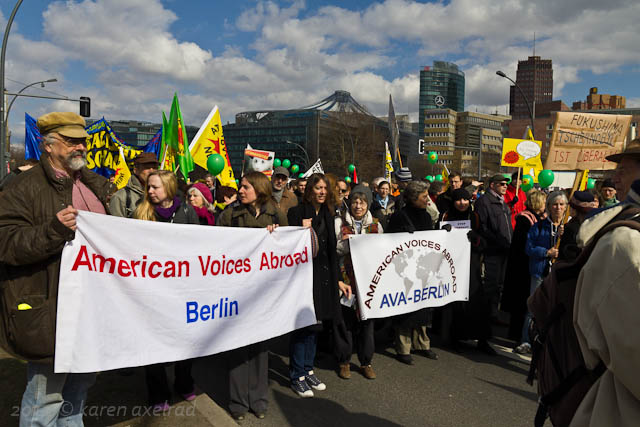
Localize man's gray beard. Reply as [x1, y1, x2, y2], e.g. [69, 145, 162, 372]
[66, 151, 87, 171]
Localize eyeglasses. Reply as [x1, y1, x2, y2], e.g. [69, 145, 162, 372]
[495, 182, 508, 186]
[56, 136, 87, 147]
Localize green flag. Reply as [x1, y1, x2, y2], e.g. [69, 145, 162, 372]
[168, 93, 195, 180]
[159, 111, 175, 171]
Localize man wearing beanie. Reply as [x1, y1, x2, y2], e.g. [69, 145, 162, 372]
[271, 166, 298, 215]
[109, 152, 158, 218]
[393, 167, 412, 210]
[571, 138, 640, 426]
[600, 178, 618, 207]
[0, 112, 114, 425]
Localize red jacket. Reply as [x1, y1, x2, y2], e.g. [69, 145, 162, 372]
[504, 185, 526, 229]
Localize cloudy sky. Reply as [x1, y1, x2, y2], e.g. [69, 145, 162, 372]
[2, 0, 639, 142]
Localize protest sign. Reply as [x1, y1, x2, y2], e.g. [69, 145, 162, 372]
[545, 112, 632, 170]
[301, 159, 324, 178]
[501, 138, 544, 180]
[349, 230, 470, 320]
[242, 145, 275, 177]
[55, 212, 315, 373]
[440, 220, 470, 229]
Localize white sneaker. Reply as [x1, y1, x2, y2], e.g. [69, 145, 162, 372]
[291, 376, 314, 398]
[513, 343, 532, 354]
[305, 370, 326, 391]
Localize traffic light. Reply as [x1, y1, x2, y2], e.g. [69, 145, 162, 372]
[79, 97, 91, 117]
[418, 139, 425, 154]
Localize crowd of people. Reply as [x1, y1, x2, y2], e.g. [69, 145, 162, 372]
[0, 111, 638, 426]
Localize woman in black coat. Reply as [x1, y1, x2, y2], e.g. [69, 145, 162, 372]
[500, 190, 547, 343]
[387, 180, 438, 365]
[441, 188, 494, 355]
[287, 173, 351, 398]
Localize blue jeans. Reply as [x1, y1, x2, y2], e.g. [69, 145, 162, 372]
[521, 276, 545, 345]
[20, 362, 96, 427]
[289, 327, 317, 381]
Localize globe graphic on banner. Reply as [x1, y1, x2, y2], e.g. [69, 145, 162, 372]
[390, 246, 449, 294]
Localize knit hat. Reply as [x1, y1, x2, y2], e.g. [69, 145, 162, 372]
[600, 178, 615, 190]
[349, 184, 373, 209]
[452, 188, 471, 202]
[190, 182, 213, 204]
[395, 167, 412, 182]
[570, 190, 596, 213]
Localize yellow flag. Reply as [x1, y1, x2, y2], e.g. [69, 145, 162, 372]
[189, 106, 237, 189]
[113, 146, 131, 189]
[384, 141, 394, 181]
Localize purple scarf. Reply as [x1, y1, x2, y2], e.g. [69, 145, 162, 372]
[155, 197, 181, 220]
[193, 205, 215, 225]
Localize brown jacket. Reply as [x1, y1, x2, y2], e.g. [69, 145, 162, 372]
[0, 153, 114, 362]
[218, 201, 288, 228]
[272, 188, 298, 215]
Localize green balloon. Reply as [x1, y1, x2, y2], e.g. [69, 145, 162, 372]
[348, 164, 355, 173]
[345, 176, 352, 183]
[425, 175, 434, 182]
[298, 173, 305, 178]
[435, 174, 443, 182]
[235, 179, 240, 186]
[291, 164, 300, 174]
[282, 159, 291, 169]
[206, 154, 226, 176]
[538, 169, 555, 188]
[273, 158, 281, 168]
[428, 151, 438, 164]
[521, 174, 534, 192]
[586, 178, 595, 189]
[503, 173, 512, 184]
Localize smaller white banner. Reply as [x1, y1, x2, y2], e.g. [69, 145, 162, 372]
[349, 230, 470, 320]
[302, 159, 324, 178]
[440, 220, 470, 229]
[55, 212, 315, 373]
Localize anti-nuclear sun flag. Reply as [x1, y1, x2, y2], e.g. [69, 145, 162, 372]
[189, 106, 237, 189]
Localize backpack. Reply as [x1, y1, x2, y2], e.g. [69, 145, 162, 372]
[526, 205, 640, 427]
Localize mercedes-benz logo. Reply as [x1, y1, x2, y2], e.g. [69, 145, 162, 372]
[434, 95, 445, 107]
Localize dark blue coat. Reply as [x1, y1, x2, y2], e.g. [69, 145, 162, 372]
[525, 217, 557, 278]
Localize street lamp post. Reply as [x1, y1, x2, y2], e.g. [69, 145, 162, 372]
[496, 70, 535, 139]
[285, 140, 310, 169]
[0, 0, 24, 178]
[4, 78, 58, 153]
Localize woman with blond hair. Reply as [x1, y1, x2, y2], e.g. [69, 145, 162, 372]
[217, 171, 287, 420]
[134, 170, 198, 410]
[187, 182, 215, 225]
[502, 190, 547, 345]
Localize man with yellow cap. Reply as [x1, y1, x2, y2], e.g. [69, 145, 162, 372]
[0, 112, 115, 425]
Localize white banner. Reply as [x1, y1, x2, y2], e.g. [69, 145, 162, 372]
[349, 230, 470, 320]
[55, 212, 316, 373]
[301, 159, 324, 178]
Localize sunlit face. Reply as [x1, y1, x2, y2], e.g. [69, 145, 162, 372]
[337, 181, 349, 201]
[601, 187, 616, 201]
[413, 190, 430, 209]
[612, 158, 640, 200]
[272, 174, 287, 191]
[454, 198, 469, 211]
[45, 133, 87, 172]
[491, 181, 509, 196]
[238, 178, 257, 205]
[205, 176, 214, 189]
[147, 175, 168, 204]
[549, 199, 567, 221]
[450, 176, 462, 189]
[378, 183, 390, 198]
[350, 197, 368, 220]
[312, 180, 328, 205]
[188, 191, 205, 208]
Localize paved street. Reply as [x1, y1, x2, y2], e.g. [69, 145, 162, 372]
[1, 325, 548, 426]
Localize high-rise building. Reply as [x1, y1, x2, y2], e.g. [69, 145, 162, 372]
[508, 56, 553, 120]
[419, 62, 465, 138]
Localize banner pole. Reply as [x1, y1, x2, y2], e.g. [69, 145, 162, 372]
[551, 169, 584, 264]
